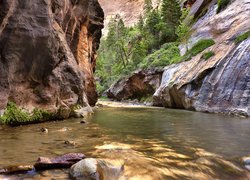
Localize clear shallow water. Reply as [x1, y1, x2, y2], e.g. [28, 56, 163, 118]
[0, 106, 250, 179]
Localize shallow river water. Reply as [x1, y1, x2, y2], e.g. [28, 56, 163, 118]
[0, 105, 250, 179]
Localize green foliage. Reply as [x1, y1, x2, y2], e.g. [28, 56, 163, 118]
[140, 42, 181, 68]
[0, 102, 30, 125]
[187, 39, 215, 56]
[0, 102, 53, 125]
[234, 31, 250, 44]
[176, 8, 192, 43]
[96, 81, 106, 95]
[217, 0, 231, 13]
[202, 51, 215, 60]
[96, 0, 183, 95]
[140, 95, 153, 103]
[161, 0, 182, 41]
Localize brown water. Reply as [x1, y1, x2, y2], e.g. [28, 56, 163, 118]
[0, 106, 250, 179]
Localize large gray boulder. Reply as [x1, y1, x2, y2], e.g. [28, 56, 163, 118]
[70, 158, 124, 180]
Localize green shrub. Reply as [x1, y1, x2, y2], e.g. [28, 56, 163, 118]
[234, 31, 250, 44]
[0, 102, 30, 125]
[96, 81, 107, 96]
[188, 39, 215, 57]
[217, 0, 231, 13]
[31, 108, 53, 121]
[0, 102, 54, 125]
[202, 51, 215, 60]
[140, 42, 181, 68]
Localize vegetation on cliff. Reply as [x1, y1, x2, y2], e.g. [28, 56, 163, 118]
[0, 102, 54, 126]
[234, 30, 250, 44]
[96, 0, 183, 94]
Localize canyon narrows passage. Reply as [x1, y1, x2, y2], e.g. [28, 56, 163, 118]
[0, 0, 250, 179]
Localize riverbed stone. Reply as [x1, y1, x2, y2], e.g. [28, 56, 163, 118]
[0, 165, 33, 174]
[242, 157, 250, 170]
[70, 158, 99, 180]
[34, 153, 85, 170]
[70, 158, 124, 180]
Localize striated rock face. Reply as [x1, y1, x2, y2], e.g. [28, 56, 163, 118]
[154, 0, 250, 116]
[107, 69, 163, 101]
[99, 0, 159, 34]
[0, 0, 104, 114]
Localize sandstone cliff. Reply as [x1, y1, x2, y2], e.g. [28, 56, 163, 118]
[154, 0, 250, 116]
[106, 0, 250, 116]
[99, 0, 159, 34]
[0, 0, 104, 116]
[107, 69, 163, 101]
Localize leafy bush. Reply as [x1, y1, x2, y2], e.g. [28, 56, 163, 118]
[0, 102, 53, 125]
[234, 31, 250, 44]
[217, 0, 231, 13]
[140, 42, 181, 68]
[188, 39, 215, 57]
[96, 82, 106, 95]
[202, 51, 215, 60]
[0, 102, 30, 125]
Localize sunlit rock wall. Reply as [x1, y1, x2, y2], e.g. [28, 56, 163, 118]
[0, 0, 104, 115]
[154, 0, 250, 116]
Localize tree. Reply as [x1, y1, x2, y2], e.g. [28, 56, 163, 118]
[144, 0, 153, 15]
[161, 0, 181, 41]
[176, 8, 192, 51]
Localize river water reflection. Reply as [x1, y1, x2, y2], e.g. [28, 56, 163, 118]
[0, 106, 250, 179]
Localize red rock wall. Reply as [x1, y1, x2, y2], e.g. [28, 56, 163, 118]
[0, 0, 104, 114]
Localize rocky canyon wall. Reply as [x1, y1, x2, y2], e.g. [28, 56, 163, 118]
[106, 0, 250, 116]
[99, 0, 159, 34]
[0, 0, 104, 115]
[154, 0, 250, 116]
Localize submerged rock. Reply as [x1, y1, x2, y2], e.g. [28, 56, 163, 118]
[70, 158, 124, 180]
[0, 165, 33, 174]
[34, 153, 85, 170]
[242, 157, 250, 170]
[40, 128, 49, 133]
[107, 68, 163, 101]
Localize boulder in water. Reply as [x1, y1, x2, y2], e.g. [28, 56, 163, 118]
[242, 157, 250, 170]
[70, 158, 124, 180]
[34, 153, 85, 170]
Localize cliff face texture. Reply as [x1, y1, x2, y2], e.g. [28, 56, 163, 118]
[0, 0, 104, 114]
[99, 0, 158, 34]
[154, 0, 250, 116]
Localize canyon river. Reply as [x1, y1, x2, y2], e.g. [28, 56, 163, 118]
[1, 104, 250, 179]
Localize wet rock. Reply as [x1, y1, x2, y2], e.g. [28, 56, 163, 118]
[58, 107, 71, 119]
[73, 106, 94, 118]
[64, 140, 76, 146]
[70, 158, 99, 180]
[0, 0, 104, 113]
[40, 128, 49, 133]
[107, 68, 163, 101]
[0, 165, 33, 174]
[34, 153, 85, 170]
[58, 127, 71, 132]
[70, 158, 124, 180]
[242, 157, 250, 170]
[80, 120, 87, 124]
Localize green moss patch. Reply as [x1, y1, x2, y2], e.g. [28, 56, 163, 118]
[188, 39, 215, 57]
[140, 42, 181, 68]
[202, 51, 215, 60]
[234, 31, 250, 44]
[0, 102, 55, 126]
[217, 0, 231, 13]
